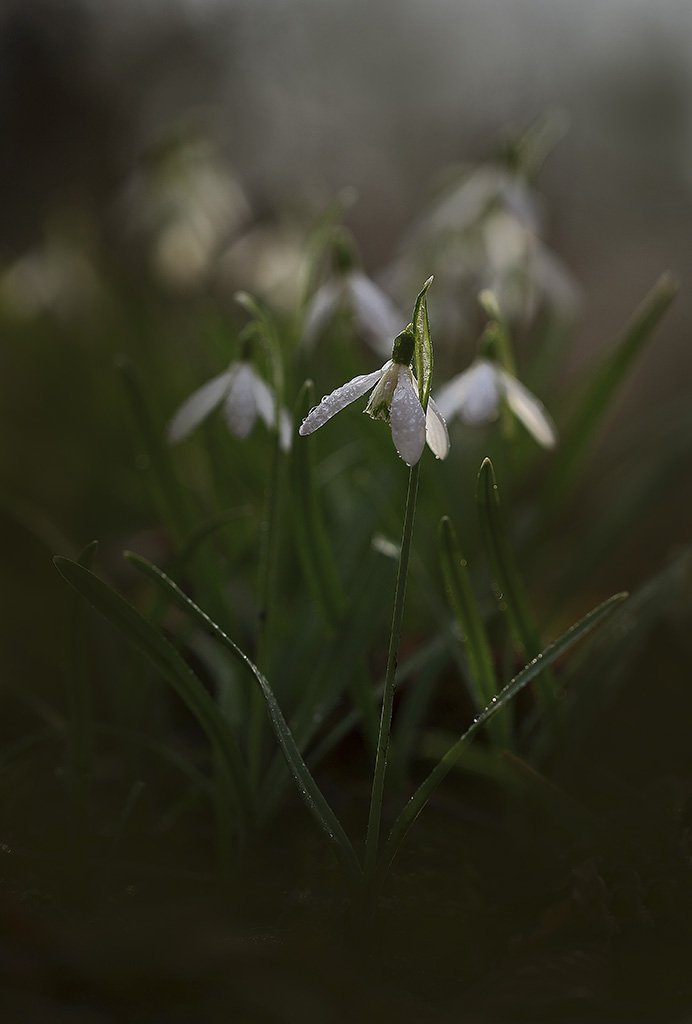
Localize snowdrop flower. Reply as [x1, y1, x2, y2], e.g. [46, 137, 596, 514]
[299, 329, 449, 466]
[303, 234, 403, 357]
[168, 358, 291, 450]
[435, 359, 557, 449]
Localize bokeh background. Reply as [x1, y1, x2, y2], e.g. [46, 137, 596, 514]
[3, 5, 692, 1019]
[2, 0, 691, 749]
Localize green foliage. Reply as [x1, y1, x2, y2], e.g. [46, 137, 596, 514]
[127, 552, 362, 878]
[412, 276, 434, 409]
[381, 591, 627, 878]
[4, 132, 686, 953]
[547, 273, 677, 506]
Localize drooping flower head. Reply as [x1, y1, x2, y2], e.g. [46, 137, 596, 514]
[167, 326, 291, 450]
[434, 317, 557, 449]
[303, 229, 404, 357]
[299, 326, 449, 466]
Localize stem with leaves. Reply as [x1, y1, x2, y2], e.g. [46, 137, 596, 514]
[364, 460, 421, 885]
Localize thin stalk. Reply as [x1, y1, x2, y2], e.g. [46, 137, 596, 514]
[364, 461, 421, 885]
[248, 431, 283, 790]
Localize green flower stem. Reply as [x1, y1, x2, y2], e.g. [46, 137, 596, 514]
[364, 461, 421, 886]
[248, 429, 284, 792]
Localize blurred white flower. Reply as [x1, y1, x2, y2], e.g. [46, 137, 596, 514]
[168, 361, 291, 450]
[299, 339, 449, 467]
[435, 358, 556, 448]
[304, 267, 403, 357]
[217, 225, 305, 311]
[1, 236, 103, 322]
[120, 138, 250, 293]
[383, 162, 578, 339]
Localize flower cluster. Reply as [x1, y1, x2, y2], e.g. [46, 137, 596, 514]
[298, 320, 556, 463]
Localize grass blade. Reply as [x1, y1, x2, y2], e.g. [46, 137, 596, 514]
[381, 591, 627, 877]
[412, 276, 434, 409]
[116, 355, 190, 546]
[290, 380, 346, 625]
[307, 635, 449, 774]
[126, 551, 362, 879]
[66, 540, 99, 777]
[439, 516, 508, 747]
[259, 554, 389, 818]
[477, 457, 554, 709]
[53, 556, 251, 827]
[549, 272, 677, 503]
[117, 355, 235, 630]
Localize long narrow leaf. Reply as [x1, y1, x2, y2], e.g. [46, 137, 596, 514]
[381, 591, 627, 877]
[439, 516, 508, 747]
[477, 457, 554, 708]
[549, 272, 677, 503]
[235, 291, 285, 399]
[290, 380, 346, 625]
[307, 635, 450, 774]
[259, 554, 389, 817]
[118, 356, 235, 630]
[126, 551, 362, 878]
[53, 556, 251, 825]
[116, 356, 190, 545]
[66, 540, 99, 776]
[412, 276, 434, 410]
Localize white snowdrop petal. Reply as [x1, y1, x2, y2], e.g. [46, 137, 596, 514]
[389, 367, 426, 466]
[302, 280, 340, 346]
[533, 244, 581, 313]
[250, 371, 277, 429]
[498, 369, 557, 448]
[436, 361, 499, 425]
[167, 370, 233, 444]
[278, 408, 293, 452]
[425, 167, 506, 237]
[223, 363, 258, 439]
[458, 361, 500, 425]
[348, 272, 403, 356]
[249, 370, 293, 450]
[425, 396, 450, 460]
[299, 365, 387, 435]
[433, 372, 474, 421]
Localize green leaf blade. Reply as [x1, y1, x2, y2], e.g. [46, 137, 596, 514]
[290, 380, 346, 626]
[412, 276, 434, 410]
[477, 458, 554, 708]
[53, 556, 252, 826]
[126, 552, 362, 879]
[550, 272, 677, 502]
[439, 516, 507, 747]
[382, 591, 627, 877]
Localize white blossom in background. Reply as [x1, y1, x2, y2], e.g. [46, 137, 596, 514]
[168, 361, 292, 451]
[383, 159, 579, 338]
[299, 348, 449, 467]
[119, 138, 250, 293]
[1, 236, 104, 322]
[434, 358, 557, 449]
[303, 268, 404, 357]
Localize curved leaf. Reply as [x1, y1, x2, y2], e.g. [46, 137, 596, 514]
[412, 276, 434, 410]
[439, 516, 507, 746]
[381, 591, 627, 878]
[53, 556, 251, 826]
[290, 380, 346, 626]
[126, 552, 362, 879]
[477, 457, 553, 708]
